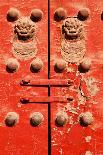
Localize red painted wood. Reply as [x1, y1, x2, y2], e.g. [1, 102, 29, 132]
[0, 0, 103, 155]
[50, 0, 103, 155]
[0, 0, 48, 155]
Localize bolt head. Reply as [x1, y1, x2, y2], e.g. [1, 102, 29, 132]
[54, 7, 67, 21]
[21, 77, 30, 85]
[5, 112, 19, 127]
[79, 112, 93, 127]
[20, 98, 29, 104]
[22, 79, 30, 85]
[30, 112, 44, 127]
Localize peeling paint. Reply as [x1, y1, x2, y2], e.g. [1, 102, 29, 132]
[84, 77, 99, 97]
[85, 136, 92, 143]
[85, 151, 92, 155]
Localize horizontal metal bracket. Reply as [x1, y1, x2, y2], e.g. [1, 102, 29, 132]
[20, 79, 73, 87]
[20, 96, 73, 103]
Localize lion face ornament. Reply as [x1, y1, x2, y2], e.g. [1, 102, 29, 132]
[62, 18, 84, 40]
[14, 17, 36, 41]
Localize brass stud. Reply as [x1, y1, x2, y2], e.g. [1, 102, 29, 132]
[55, 112, 68, 126]
[5, 112, 19, 127]
[54, 7, 67, 22]
[30, 112, 44, 127]
[54, 59, 66, 73]
[6, 58, 19, 73]
[78, 58, 91, 73]
[79, 112, 93, 127]
[77, 8, 90, 21]
[30, 9, 43, 22]
[30, 58, 43, 73]
[7, 8, 19, 22]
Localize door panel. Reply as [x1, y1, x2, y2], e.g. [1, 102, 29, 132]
[0, 0, 103, 155]
[50, 0, 103, 155]
[0, 0, 48, 155]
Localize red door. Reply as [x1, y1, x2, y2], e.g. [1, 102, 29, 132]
[50, 0, 103, 155]
[0, 0, 103, 155]
[0, 1, 48, 155]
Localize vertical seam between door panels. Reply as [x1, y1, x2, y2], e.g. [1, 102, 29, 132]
[48, 0, 51, 155]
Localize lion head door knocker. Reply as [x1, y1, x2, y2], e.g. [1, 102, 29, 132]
[54, 8, 90, 65]
[7, 8, 43, 60]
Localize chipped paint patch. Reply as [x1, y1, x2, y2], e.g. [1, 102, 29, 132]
[85, 136, 92, 142]
[85, 151, 92, 155]
[78, 87, 87, 106]
[59, 148, 63, 155]
[65, 103, 78, 114]
[84, 77, 99, 96]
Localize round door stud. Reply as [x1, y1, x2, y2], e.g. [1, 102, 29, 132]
[55, 112, 68, 126]
[6, 58, 19, 73]
[5, 112, 19, 127]
[30, 58, 43, 73]
[30, 112, 44, 127]
[54, 7, 67, 21]
[78, 58, 91, 73]
[77, 8, 90, 21]
[7, 8, 20, 22]
[54, 59, 66, 73]
[79, 112, 93, 127]
[30, 9, 43, 22]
